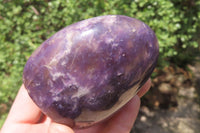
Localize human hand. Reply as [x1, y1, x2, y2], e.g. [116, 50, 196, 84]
[1, 79, 151, 133]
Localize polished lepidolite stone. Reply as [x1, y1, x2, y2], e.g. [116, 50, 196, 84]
[23, 15, 159, 128]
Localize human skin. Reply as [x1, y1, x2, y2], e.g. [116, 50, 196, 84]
[1, 79, 151, 133]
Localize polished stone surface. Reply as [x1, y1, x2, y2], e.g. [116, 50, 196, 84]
[23, 15, 159, 128]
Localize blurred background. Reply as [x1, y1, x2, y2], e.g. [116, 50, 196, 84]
[0, 0, 199, 132]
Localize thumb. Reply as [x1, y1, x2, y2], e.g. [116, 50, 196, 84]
[49, 122, 75, 133]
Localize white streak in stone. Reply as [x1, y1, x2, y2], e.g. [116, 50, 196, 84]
[132, 28, 136, 32]
[61, 61, 67, 66]
[65, 32, 74, 55]
[80, 29, 94, 38]
[78, 20, 90, 29]
[61, 73, 78, 88]
[105, 38, 114, 44]
[44, 65, 52, 70]
[71, 87, 90, 98]
[52, 72, 65, 81]
[47, 79, 53, 87]
[53, 95, 61, 101]
[103, 16, 117, 26]
[35, 83, 40, 86]
[112, 43, 119, 47]
[70, 44, 82, 68]
[49, 57, 57, 65]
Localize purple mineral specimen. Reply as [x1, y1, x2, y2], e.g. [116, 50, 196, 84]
[23, 15, 159, 128]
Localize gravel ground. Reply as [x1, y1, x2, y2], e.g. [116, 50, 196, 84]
[131, 61, 200, 133]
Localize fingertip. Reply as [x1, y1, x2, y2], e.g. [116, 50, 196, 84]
[49, 122, 75, 133]
[100, 95, 141, 133]
[129, 94, 141, 107]
[137, 79, 151, 98]
[5, 85, 42, 124]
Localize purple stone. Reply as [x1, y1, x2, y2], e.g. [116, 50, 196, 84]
[23, 15, 159, 128]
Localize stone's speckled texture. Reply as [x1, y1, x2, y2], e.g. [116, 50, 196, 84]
[23, 15, 159, 128]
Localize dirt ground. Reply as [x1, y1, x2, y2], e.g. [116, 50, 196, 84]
[131, 60, 200, 133]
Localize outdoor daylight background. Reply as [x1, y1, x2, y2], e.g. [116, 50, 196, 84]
[0, 0, 200, 132]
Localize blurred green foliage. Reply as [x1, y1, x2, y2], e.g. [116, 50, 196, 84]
[0, 0, 199, 128]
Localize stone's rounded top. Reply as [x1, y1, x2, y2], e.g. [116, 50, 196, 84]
[23, 15, 159, 128]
